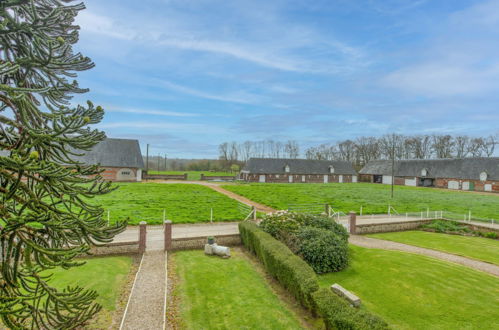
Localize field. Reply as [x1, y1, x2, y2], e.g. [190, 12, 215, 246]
[45, 256, 133, 329]
[147, 170, 234, 181]
[171, 249, 304, 329]
[87, 183, 245, 224]
[319, 245, 499, 329]
[368, 231, 499, 265]
[222, 183, 499, 219]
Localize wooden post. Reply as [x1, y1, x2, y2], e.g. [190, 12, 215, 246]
[139, 221, 147, 254]
[252, 206, 257, 221]
[200, 173, 204, 180]
[164, 220, 172, 251]
[349, 212, 356, 235]
[325, 204, 329, 216]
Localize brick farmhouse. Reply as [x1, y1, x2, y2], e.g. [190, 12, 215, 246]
[72, 138, 144, 182]
[240, 158, 358, 183]
[359, 158, 499, 192]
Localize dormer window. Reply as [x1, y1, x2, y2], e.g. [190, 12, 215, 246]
[329, 165, 335, 174]
[284, 165, 290, 173]
[421, 168, 428, 177]
[480, 171, 488, 181]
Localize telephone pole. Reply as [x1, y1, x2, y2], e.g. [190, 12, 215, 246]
[146, 144, 149, 174]
[391, 136, 395, 198]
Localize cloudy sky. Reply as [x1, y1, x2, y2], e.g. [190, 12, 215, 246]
[73, 0, 499, 158]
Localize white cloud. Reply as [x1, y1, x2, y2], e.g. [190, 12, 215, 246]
[105, 106, 199, 117]
[97, 121, 219, 133]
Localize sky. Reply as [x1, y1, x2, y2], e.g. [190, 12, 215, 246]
[73, 0, 499, 158]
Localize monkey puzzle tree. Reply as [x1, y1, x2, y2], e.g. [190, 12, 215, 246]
[0, 0, 126, 328]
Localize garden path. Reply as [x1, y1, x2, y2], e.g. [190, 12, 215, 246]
[349, 235, 499, 277]
[120, 250, 167, 330]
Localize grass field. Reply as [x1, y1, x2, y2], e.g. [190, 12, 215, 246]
[367, 231, 499, 265]
[46, 256, 133, 329]
[172, 249, 304, 329]
[222, 183, 499, 219]
[87, 183, 244, 225]
[319, 245, 499, 330]
[148, 170, 234, 181]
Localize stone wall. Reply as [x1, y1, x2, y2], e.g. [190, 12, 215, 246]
[355, 219, 434, 234]
[143, 173, 187, 180]
[89, 241, 140, 255]
[171, 234, 241, 251]
[200, 174, 236, 181]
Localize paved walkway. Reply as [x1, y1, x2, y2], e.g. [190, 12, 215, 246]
[349, 235, 499, 277]
[120, 250, 167, 330]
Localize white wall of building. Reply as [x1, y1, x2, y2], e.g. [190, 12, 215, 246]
[136, 169, 142, 182]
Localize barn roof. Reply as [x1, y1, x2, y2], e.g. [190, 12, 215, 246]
[359, 158, 499, 181]
[242, 158, 357, 175]
[0, 138, 144, 168]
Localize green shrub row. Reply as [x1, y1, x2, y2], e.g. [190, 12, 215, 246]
[238, 221, 388, 329]
[312, 288, 389, 330]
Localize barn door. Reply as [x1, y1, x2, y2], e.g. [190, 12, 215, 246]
[259, 175, 266, 183]
[323, 175, 328, 183]
[288, 175, 293, 183]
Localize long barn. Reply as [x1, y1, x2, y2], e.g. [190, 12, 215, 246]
[359, 158, 499, 192]
[240, 158, 358, 183]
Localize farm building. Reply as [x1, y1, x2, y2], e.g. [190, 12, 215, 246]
[359, 158, 499, 192]
[73, 138, 144, 182]
[240, 158, 358, 183]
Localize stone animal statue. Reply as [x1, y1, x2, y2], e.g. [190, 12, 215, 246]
[204, 243, 231, 257]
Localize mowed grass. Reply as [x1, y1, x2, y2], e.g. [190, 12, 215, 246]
[367, 231, 499, 265]
[173, 249, 304, 330]
[319, 245, 499, 330]
[44, 256, 132, 328]
[88, 183, 244, 225]
[222, 183, 499, 219]
[148, 170, 234, 181]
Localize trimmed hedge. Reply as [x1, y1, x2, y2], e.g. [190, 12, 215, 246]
[239, 221, 389, 330]
[312, 288, 388, 330]
[239, 221, 318, 310]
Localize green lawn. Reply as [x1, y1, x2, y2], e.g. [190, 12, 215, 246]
[367, 231, 499, 265]
[319, 245, 499, 330]
[172, 249, 304, 330]
[148, 170, 234, 181]
[222, 183, 499, 219]
[87, 183, 244, 224]
[45, 256, 133, 328]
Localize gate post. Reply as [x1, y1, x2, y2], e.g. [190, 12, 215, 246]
[139, 221, 147, 253]
[164, 220, 172, 251]
[349, 212, 356, 235]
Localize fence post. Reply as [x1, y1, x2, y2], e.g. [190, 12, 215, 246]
[468, 210, 471, 222]
[164, 220, 172, 251]
[360, 206, 363, 216]
[325, 204, 330, 217]
[252, 206, 257, 221]
[349, 211, 356, 235]
[210, 208, 213, 223]
[139, 221, 147, 254]
[200, 173, 204, 180]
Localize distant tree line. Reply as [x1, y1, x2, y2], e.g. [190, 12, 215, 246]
[218, 133, 498, 167]
[304, 134, 498, 166]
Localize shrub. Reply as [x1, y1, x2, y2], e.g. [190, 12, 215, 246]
[484, 232, 498, 239]
[312, 288, 389, 330]
[297, 227, 349, 273]
[421, 220, 469, 233]
[239, 221, 319, 310]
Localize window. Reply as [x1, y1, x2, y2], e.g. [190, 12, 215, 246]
[480, 172, 488, 181]
[284, 165, 290, 173]
[329, 166, 335, 174]
[121, 171, 131, 175]
[421, 168, 428, 177]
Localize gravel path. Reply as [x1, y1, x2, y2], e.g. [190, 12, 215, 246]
[204, 184, 276, 213]
[349, 235, 499, 277]
[120, 250, 167, 330]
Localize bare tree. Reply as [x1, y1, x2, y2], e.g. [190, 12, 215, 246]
[432, 135, 454, 158]
[454, 135, 470, 158]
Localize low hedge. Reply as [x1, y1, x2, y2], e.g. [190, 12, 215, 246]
[312, 288, 388, 330]
[239, 221, 389, 329]
[239, 221, 318, 310]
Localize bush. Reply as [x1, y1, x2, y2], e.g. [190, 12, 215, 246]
[421, 220, 469, 233]
[312, 288, 389, 330]
[297, 227, 349, 273]
[239, 221, 388, 329]
[239, 221, 319, 310]
[484, 232, 498, 239]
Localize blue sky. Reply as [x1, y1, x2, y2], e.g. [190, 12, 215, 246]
[74, 0, 499, 158]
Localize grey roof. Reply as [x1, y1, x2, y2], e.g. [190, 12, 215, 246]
[72, 138, 144, 168]
[0, 138, 144, 168]
[359, 158, 499, 181]
[243, 158, 357, 175]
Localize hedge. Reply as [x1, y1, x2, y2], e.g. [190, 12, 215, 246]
[312, 288, 388, 330]
[239, 221, 318, 310]
[239, 221, 389, 330]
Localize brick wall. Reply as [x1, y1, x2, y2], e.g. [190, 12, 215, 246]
[171, 234, 241, 250]
[200, 174, 236, 181]
[100, 167, 140, 182]
[355, 219, 434, 234]
[435, 177, 499, 192]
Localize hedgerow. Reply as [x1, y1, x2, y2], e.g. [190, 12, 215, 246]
[238, 221, 389, 329]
